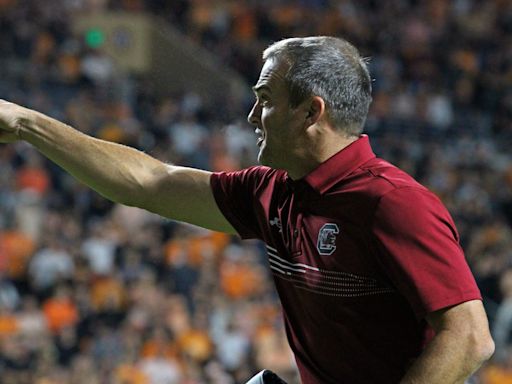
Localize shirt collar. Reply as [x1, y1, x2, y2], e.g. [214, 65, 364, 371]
[298, 134, 376, 195]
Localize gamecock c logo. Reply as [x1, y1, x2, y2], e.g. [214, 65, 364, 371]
[317, 223, 339, 255]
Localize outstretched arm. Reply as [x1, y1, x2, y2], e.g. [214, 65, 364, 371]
[400, 300, 494, 384]
[0, 100, 236, 234]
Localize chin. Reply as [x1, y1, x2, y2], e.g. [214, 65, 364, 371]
[257, 148, 267, 166]
[258, 146, 278, 169]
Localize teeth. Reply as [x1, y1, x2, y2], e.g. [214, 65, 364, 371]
[255, 128, 264, 147]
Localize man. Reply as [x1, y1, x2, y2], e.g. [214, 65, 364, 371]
[0, 36, 494, 383]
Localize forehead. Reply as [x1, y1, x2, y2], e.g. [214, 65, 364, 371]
[254, 58, 289, 93]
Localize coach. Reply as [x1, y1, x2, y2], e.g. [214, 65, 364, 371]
[0, 36, 494, 383]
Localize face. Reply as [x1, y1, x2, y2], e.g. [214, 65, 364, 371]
[248, 58, 306, 169]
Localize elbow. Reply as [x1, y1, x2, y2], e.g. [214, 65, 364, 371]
[481, 335, 495, 362]
[119, 164, 172, 210]
[470, 332, 495, 364]
[115, 167, 167, 208]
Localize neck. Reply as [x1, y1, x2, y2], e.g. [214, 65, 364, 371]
[286, 132, 359, 180]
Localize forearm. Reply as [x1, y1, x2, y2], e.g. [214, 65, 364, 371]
[18, 110, 168, 206]
[0, 100, 233, 232]
[400, 330, 490, 384]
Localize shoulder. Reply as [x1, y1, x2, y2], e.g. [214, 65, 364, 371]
[368, 163, 457, 239]
[352, 157, 450, 221]
[361, 157, 428, 195]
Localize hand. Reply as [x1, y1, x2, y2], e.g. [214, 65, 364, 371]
[0, 99, 31, 143]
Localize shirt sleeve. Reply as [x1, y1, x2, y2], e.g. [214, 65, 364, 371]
[372, 187, 481, 319]
[210, 166, 275, 240]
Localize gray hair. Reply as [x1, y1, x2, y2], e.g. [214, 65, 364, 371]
[263, 36, 372, 136]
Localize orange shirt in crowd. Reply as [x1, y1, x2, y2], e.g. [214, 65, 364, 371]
[140, 339, 178, 360]
[231, 4, 257, 41]
[165, 232, 229, 267]
[480, 364, 512, 384]
[177, 329, 213, 363]
[114, 364, 149, 384]
[42, 297, 79, 333]
[0, 230, 35, 279]
[220, 261, 263, 299]
[0, 312, 19, 336]
[90, 276, 126, 312]
[16, 166, 50, 196]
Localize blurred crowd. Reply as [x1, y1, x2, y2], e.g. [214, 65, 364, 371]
[0, 0, 511, 383]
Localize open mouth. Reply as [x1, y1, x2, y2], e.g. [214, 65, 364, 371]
[255, 128, 265, 147]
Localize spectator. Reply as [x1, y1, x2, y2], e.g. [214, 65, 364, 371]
[28, 238, 74, 292]
[42, 285, 79, 334]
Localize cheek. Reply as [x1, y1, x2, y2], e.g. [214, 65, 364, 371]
[260, 107, 273, 123]
[261, 106, 285, 130]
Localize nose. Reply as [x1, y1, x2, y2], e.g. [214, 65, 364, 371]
[247, 102, 261, 126]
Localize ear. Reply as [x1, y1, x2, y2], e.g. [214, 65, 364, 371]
[304, 96, 325, 127]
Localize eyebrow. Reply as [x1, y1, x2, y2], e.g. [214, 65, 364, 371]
[252, 84, 272, 94]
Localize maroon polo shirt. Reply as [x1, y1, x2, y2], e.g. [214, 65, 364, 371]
[210, 135, 481, 384]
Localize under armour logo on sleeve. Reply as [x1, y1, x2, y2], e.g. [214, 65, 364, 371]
[270, 217, 282, 231]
